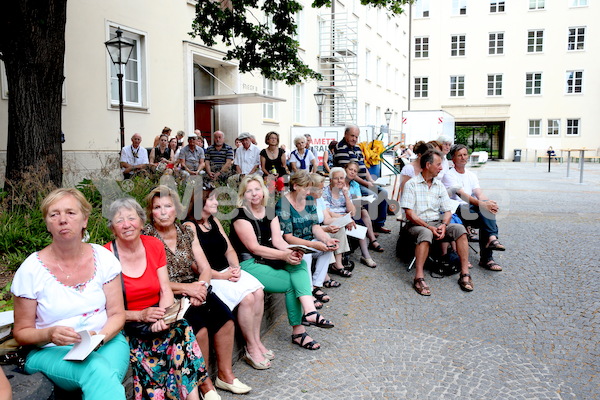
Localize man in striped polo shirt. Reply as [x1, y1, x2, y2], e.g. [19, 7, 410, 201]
[205, 130, 234, 182]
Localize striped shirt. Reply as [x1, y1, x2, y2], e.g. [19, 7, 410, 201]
[333, 138, 369, 180]
[205, 143, 234, 171]
[400, 173, 452, 222]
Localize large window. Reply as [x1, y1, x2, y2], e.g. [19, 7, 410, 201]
[566, 70, 583, 94]
[528, 120, 541, 136]
[415, 0, 430, 18]
[415, 37, 429, 58]
[570, 0, 588, 7]
[451, 35, 466, 56]
[525, 72, 542, 95]
[452, 0, 467, 15]
[489, 32, 504, 55]
[490, 1, 505, 13]
[414, 77, 428, 98]
[108, 25, 145, 107]
[527, 30, 544, 53]
[365, 49, 372, 81]
[529, 0, 545, 9]
[566, 119, 580, 135]
[263, 79, 277, 119]
[293, 84, 304, 123]
[547, 119, 560, 136]
[487, 74, 502, 96]
[568, 27, 585, 51]
[450, 76, 465, 97]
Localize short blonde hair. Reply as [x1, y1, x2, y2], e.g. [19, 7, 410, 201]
[145, 185, 184, 224]
[309, 173, 325, 185]
[289, 170, 312, 191]
[41, 188, 92, 220]
[237, 175, 269, 207]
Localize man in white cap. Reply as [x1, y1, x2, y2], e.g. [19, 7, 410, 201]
[233, 132, 261, 175]
[179, 132, 205, 178]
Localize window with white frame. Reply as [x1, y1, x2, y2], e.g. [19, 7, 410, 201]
[386, 63, 391, 90]
[415, 37, 429, 58]
[376, 56, 381, 86]
[566, 119, 580, 135]
[414, 77, 428, 98]
[293, 84, 304, 123]
[529, 0, 545, 9]
[451, 35, 466, 56]
[528, 119, 541, 136]
[364, 103, 371, 125]
[525, 72, 542, 95]
[452, 0, 467, 15]
[489, 32, 504, 55]
[108, 25, 145, 107]
[490, 1, 505, 13]
[566, 70, 583, 94]
[365, 49, 372, 81]
[263, 79, 277, 119]
[547, 119, 560, 136]
[570, 0, 588, 7]
[487, 74, 502, 96]
[450, 76, 465, 97]
[527, 30, 544, 53]
[568, 27, 585, 51]
[394, 68, 400, 94]
[415, 0, 430, 18]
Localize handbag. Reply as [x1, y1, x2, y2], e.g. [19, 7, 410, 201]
[240, 219, 287, 269]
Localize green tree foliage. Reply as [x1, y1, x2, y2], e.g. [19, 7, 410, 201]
[191, 0, 411, 85]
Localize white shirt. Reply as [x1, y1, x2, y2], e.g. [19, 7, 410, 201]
[120, 144, 149, 171]
[234, 144, 261, 175]
[11, 245, 121, 347]
[442, 167, 480, 205]
[289, 149, 316, 172]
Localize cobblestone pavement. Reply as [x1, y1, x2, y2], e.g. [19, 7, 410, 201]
[218, 162, 600, 400]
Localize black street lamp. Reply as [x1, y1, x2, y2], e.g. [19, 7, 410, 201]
[384, 108, 392, 129]
[313, 88, 326, 127]
[105, 28, 135, 150]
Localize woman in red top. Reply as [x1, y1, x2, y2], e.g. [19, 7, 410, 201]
[105, 197, 214, 400]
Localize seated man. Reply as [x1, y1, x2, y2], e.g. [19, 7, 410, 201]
[120, 133, 149, 179]
[400, 150, 473, 296]
[205, 130, 234, 182]
[442, 144, 505, 271]
[179, 132, 205, 179]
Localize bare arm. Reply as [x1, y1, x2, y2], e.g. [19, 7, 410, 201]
[99, 276, 126, 342]
[323, 151, 331, 173]
[260, 155, 270, 176]
[233, 218, 297, 263]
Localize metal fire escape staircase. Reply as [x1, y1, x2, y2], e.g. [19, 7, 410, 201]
[318, 13, 358, 126]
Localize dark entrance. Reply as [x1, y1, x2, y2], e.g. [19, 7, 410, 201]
[193, 64, 215, 145]
[455, 121, 505, 160]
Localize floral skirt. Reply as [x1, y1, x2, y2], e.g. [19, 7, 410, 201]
[127, 319, 207, 400]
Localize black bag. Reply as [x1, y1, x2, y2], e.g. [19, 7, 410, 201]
[123, 321, 156, 339]
[426, 250, 461, 278]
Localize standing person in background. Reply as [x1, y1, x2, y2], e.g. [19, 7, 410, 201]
[205, 131, 234, 182]
[120, 133, 149, 179]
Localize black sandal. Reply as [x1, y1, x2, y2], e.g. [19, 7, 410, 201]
[291, 332, 320, 350]
[302, 311, 334, 329]
[328, 264, 352, 277]
[323, 279, 341, 288]
[312, 288, 330, 303]
[368, 241, 384, 252]
[314, 299, 323, 309]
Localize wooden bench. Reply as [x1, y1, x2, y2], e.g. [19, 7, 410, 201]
[570, 156, 600, 163]
[537, 155, 563, 163]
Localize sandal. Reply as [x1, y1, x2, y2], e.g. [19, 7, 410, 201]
[342, 257, 355, 272]
[413, 278, 431, 296]
[486, 239, 506, 251]
[302, 311, 334, 329]
[458, 273, 474, 292]
[328, 264, 352, 277]
[291, 332, 320, 350]
[467, 227, 479, 242]
[323, 279, 341, 288]
[479, 260, 503, 271]
[312, 288, 330, 303]
[314, 299, 323, 309]
[368, 241, 385, 252]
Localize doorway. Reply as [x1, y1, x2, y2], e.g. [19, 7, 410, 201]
[455, 121, 505, 160]
[193, 64, 215, 145]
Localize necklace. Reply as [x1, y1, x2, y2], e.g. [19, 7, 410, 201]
[52, 245, 83, 281]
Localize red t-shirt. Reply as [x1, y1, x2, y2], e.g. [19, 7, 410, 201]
[104, 235, 165, 311]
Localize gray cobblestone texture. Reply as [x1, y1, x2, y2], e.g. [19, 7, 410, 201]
[217, 162, 599, 400]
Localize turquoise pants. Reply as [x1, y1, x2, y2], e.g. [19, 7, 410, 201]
[25, 333, 130, 400]
[241, 258, 311, 326]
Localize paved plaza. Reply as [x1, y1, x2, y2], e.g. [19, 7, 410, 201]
[219, 161, 600, 400]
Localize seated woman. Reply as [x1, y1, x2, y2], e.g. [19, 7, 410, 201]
[399, 141, 433, 194]
[230, 175, 334, 351]
[105, 197, 206, 400]
[309, 173, 354, 282]
[11, 188, 130, 400]
[344, 161, 384, 257]
[276, 171, 340, 304]
[289, 135, 317, 173]
[260, 131, 288, 192]
[142, 186, 250, 396]
[149, 133, 175, 174]
[323, 167, 377, 268]
[184, 188, 271, 370]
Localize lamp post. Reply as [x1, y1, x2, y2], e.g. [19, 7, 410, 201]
[313, 88, 326, 127]
[384, 108, 392, 141]
[105, 28, 135, 150]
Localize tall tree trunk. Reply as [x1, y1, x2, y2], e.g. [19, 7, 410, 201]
[0, 0, 67, 190]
